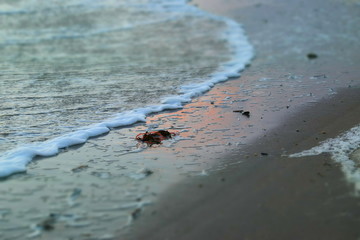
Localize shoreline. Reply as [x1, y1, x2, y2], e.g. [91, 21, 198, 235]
[129, 0, 360, 239]
[0, 0, 359, 239]
[130, 87, 360, 240]
[0, 0, 254, 179]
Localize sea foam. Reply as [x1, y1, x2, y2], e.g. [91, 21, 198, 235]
[0, 1, 254, 178]
[290, 125, 360, 193]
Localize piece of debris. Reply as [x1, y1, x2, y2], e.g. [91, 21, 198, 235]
[311, 74, 327, 79]
[140, 168, 153, 177]
[307, 53, 318, 60]
[261, 152, 269, 156]
[40, 220, 55, 231]
[136, 130, 177, 146]
[71, 165, 89, 173]
[131, 208, 142, 220]
[242, 111, 250, 117]
[233, 110, 250, 117]
[37, 213, 58, 231]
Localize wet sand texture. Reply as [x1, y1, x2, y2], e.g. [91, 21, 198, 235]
[130, 88, 360, 240]
[129, 0, 360, 239]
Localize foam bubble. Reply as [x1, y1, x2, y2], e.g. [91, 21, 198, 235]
[290, 125, 360, 193]
[0, 1, 254, 178]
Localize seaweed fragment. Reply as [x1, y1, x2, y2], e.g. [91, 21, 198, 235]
[136, 130, 177, 146]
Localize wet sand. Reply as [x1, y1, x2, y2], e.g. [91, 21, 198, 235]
[130, 88, 360, 240]
[129, 0, 360, 239]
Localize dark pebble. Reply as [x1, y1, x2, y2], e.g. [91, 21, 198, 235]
[307, 53, 318, 59]
[132, 208, 142, 220]
[143, 169, 153, 177]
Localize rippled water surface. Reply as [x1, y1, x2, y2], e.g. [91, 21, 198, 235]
[0, 0, 231, 153]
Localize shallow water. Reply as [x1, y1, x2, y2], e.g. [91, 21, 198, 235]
[0, 0, 233, 153]
[0, 1, 254, 238]
[0, 0, 255, 178]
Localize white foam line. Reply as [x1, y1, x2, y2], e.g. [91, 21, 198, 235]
[289, 125, 360, 193]
[0, 1, 254, 178]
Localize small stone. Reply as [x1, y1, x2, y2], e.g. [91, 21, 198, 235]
[131, 208, 142, 220]
[141, 168, 153, 177]
[38, 214, 58, 231]
[307, 53, 318, 60]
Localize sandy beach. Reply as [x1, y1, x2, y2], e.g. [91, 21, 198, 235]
[130, 88, 360, 240]
[129, 0, 360, 239]
[1, 0, 359, 239]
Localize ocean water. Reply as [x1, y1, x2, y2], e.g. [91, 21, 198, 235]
[0, 0, 253, 177]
